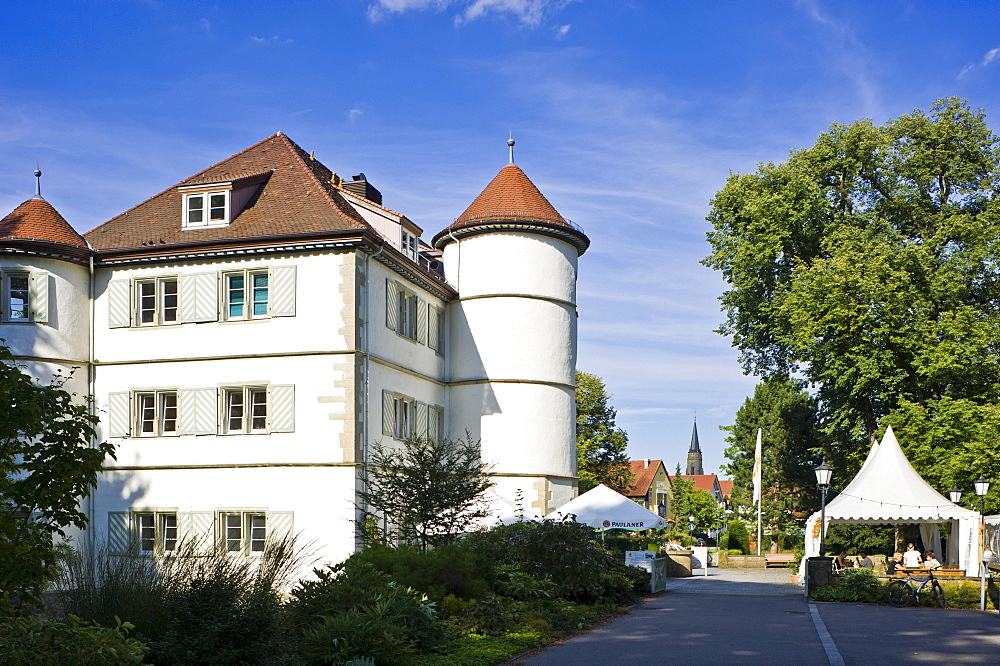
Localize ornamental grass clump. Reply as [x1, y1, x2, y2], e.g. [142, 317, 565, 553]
[56, 535, 311, 665]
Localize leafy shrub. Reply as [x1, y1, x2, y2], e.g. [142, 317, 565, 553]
[0, 614, 147, 665]
[812, 568, 884, 603]
[289, 560, 443, 665]
[466, 520, 642, 605]
[346, 543, 491, 602]
[413, 632, 546, 666]
[726, 520, 750, 555]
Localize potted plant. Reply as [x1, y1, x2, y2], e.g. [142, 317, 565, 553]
[788, 550, 803, 584]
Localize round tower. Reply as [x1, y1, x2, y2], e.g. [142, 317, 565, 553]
[432, 142, 589, 515]
[0, 170, 91, 395]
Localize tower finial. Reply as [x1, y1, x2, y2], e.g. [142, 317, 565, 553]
[507, 133, 515, 165]
[34, 164, 43, 200]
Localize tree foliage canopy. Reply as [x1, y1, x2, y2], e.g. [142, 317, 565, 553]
[0, 346, 115, 610]
[705, 98, 1000, 506]
[723, 377, 821, 545]
[575, 371, 632, 494]
[358, 433, 493, 550]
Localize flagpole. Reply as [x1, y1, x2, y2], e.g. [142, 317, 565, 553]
[753, 428, 763, 556]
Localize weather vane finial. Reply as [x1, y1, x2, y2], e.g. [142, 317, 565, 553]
[33, 164, 43, 199]
[507, 133, 515, 165]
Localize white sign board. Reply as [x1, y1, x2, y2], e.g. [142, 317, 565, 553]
[692, 546, 709, 576]
[625, 550, 656, 572]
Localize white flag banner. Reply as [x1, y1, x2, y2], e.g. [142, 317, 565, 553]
[752, 427, 763, 505]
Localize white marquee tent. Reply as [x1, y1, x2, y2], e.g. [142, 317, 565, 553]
[468, 491, 542, 530]
[544, 483, 666, 531]
[804, 425, 980, 574]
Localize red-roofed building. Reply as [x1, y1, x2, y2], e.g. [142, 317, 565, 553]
[1, 135, 589, 567]
[625, 459, 672, 518]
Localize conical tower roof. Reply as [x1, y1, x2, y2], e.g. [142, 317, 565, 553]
[433, 163, 589, 255]
[0, 197, 88, 249]
[689, 420, 702, 453]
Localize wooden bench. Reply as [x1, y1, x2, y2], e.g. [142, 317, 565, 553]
[764, 553, 797, 568]
[895, 567, 966, 578]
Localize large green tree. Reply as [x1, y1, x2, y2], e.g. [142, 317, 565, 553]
[704, 98, 1000, 505]
[723, 377, 821, 549]
[575, 371, 632, 493]
[0, 346, 115, 611]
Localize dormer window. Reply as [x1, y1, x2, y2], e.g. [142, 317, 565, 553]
[401, 229, 418, 261]
[183, 190, 229, 228]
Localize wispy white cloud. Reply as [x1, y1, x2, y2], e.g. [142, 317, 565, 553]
[250, 35, 294, 44]
[796, 0, 881, 119]
[555, 24, 570, 39]
[198, 18, 211, 33]
[347, 106, 365, 122]
[366, 0, 573, 26]
[957, 46, 1000, 80]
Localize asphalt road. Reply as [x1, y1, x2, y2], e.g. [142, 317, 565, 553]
[517, 568, 1000, 665]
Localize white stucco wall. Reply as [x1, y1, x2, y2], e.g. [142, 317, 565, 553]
[93, 251, 355, 364]
[91, 465, 360, 569]
[442, 229, 580, 512]
[0, 255, 90, 359]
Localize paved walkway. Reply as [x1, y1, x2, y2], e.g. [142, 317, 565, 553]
[517, 568, 1000, 665]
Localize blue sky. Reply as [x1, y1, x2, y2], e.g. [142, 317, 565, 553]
[3, 1, 1000, 476]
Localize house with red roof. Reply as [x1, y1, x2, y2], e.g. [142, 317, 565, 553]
[1, 135, 588, 565]
[626, 459, 672, 518]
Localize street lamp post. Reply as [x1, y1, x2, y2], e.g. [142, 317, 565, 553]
[974, 475, 991, 612]
[815, 461, 833, 557]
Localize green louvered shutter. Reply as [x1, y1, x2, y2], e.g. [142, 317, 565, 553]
[107, 280, 131, 328]
[269, 266, 296, 317]
[107, 512, 132, 555]
[30, 271, 49, 323]
[107, 392, 131, 438]
[178, 388, 217, 435]
[385, 279, 398, 330]
[382, 391, 394, 436]
[428, 306, 439, 351]
[179, 273, 219, 323]
[416, 300, 428, 345]
[267, 511, 294, 545]
[415, 401, 428, 439]
[179, 511, 216, 555]
[268, 385, 295, 433]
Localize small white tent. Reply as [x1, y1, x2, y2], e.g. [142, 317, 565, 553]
[468, 492, 542, 530]
[804, 425, 979, 573]
[544, 484, 666, 531]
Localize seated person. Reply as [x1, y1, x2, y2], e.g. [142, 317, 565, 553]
[923, 551, 941, 570]
[902, 543, 922, 569]
[857, 552, 874, 569]
[885, 552, 903, 575]
[835, 551, 848, 571]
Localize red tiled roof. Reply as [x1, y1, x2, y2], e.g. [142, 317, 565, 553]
[451, 165, 567, 227]
[682, 474, 722, 494]
[431, 163, 589, 254]
[85, 133, 368, 251]
[719, 480, 734, 498]
[626, 459, 664, 497]
[0, 197, 88, 248]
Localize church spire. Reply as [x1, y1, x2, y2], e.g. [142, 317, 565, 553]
[685, 418, 704, 475]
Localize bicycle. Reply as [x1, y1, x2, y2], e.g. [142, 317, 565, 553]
[885, 568, 947, 608]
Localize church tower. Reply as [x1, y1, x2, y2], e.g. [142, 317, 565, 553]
[685, 418, 704, 475]
[432, 139, 589, 514]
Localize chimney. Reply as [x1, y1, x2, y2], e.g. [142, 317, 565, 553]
[645, 459, 650, 468]
[342, 172, 383, 205]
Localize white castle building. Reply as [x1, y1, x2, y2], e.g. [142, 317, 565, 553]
[0, 134, 589, 564]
